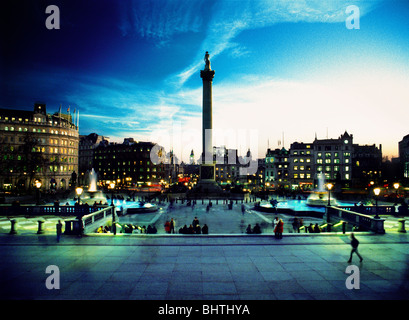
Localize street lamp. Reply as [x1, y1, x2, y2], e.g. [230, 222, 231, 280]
[373, 187, 381, 219]
[109, 182, 115, 206]
[394, 183, 400, 205]
[76, 187, 83, 205]
[35, 180, 42, 205]
[109, 182, 117, 235]
[327, 183, 333, 206]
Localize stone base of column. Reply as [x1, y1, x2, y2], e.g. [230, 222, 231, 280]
[187, 180, 225, 199]
[187, 164, 225, 199]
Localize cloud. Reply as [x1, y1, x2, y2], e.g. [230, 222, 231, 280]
[171, 0, 383, 86]
[118, 0, 205, 46]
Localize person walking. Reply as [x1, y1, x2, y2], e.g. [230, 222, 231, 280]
[170, 218, 175, 234]
[164, 221, 170, 233]
[56, 220, 63, 243]
[273, 217, 279, 238]
[348, 233, 363, 263]
[292, 217, 300, 233]
[276, 219, 284, 239]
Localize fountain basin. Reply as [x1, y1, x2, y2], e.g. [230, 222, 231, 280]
[126, 202, 158, 214]
[306, 192, 338, 207]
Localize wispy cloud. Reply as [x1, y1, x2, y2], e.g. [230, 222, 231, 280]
[118, 0, 205, 46]
[170, 0, 383, 86]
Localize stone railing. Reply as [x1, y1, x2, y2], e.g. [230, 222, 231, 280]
[81, 206, 115, 234]
[327, 206, 385, 234]
[337, 205, 395, 216]
[0, 204, 105, 216]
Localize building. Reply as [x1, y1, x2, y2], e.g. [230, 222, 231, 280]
[214, 146, 241, 185]
[0, 102, 79, 191]
[312, 131, 353, 188]
[264, 148, 290, 190]
[286, 132, 359, 190]
[93, 138, 165, 188]
[79, 133, 109, 185]
[352, 144, 382, 188]
[399, 134, 409, 181]
[288, 143, 313, 190]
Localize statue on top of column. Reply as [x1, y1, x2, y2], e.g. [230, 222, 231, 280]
[204, 51, 211, 71]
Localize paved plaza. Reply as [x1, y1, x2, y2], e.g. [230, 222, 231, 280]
[0, 202, 408, 301]
[0, 232, 408, 300]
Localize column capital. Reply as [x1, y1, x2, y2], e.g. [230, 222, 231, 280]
[200, 69, 215, 81]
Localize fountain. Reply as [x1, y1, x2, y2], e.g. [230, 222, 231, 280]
[82, 168, 106, 202]
[306, 173, 338, 207]
[88, 168, 97, 193]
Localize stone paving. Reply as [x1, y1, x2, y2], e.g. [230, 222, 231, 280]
[0, 202, 408, 301]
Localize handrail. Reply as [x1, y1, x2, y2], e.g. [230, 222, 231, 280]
[81, 206, 114, 228]
[0, 204, 106, 216]
[327, 206, 385, 234]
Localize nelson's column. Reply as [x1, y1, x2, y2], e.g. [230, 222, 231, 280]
[190, 51, 224, 197]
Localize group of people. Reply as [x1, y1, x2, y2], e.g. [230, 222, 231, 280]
[164, 217, 209, 234]
[305, 223, 322, 233]
[99, 223, 158, 234]
[246, 223, 262, 234]
[178, 223, 208, 234]
[97, 225, 111, 233]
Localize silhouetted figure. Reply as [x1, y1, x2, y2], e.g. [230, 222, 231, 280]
[348, 233, 363, 263]
[170, 218, 175, 234]
[253, 223, 261, 234]
[246, 224, 253, 234]
[56, 220, 63, 242]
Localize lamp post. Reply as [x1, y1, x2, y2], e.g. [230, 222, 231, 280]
[76, 187, 83, 205]
[109, 182, 115, 206]
[393, 183, 399, 205]
[109, 182, 116, 235]
[327, 183, 333, 206]
[35, 180, 42, 205]
[373, 187, 381, 219]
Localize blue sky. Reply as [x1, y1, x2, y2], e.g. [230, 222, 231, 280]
[1, 0, 409, 161]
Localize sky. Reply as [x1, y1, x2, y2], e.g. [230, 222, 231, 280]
[1, 0, 409, 162]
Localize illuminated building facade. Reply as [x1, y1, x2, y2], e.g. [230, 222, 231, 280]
[0, 102, 79, 191]
[93, 138, 165, 187]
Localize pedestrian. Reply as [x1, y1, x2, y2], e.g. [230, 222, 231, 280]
[192, 217, 200, 227]
[56, 220, 63, 243]
[253, 223, 261, 234]
[273, 216, 279, 238]
[274, 219, 284, 239]
[164, 221, 170, 233]
[292, 217, 300, 233]
[348, 233, 363, 263]
[246, 224, 253, 234]
[78, 219, 84, 238]
[170, 218, 175, 234]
